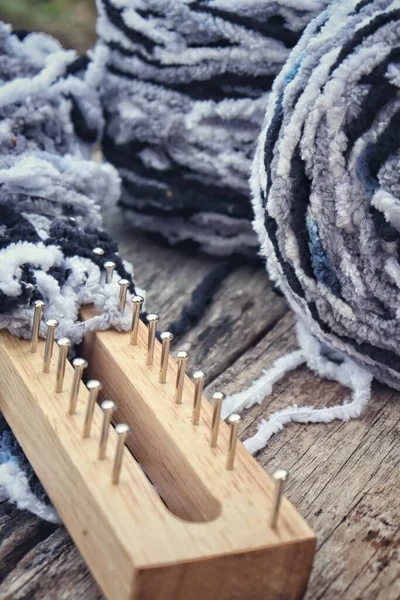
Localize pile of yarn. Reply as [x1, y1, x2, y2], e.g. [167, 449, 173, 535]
[0, 24, 137, 344]
[97, 0, 329, 255]
[224, 0, 400, 454]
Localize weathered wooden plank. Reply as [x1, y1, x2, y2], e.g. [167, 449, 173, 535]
[210, 314, 400, 600]
[0, 503, 56, 583]
[176, 265, 287, 382]
[0, 528, 103, 600]
[1, 207, 399, 599]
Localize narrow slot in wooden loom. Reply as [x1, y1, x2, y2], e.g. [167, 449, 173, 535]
[0, 298, 316, 600]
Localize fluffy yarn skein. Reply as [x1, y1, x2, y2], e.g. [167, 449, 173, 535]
[96, 0, 330, 255]
[0, 24, 139, 343]
[225, 0, 400, 454]
[252, 0, 400, 390]
[0, 24, 140, 518]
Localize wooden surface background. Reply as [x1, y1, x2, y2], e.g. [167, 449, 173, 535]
[0, 206, 399, 600]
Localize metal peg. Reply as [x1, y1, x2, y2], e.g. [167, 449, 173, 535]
[98, 400, 117, 459]
[112, 423, 130, 484]
[270, 469, 289, 529]
[159, 332, 173, 383]
[104, 261, 116, 284]
[118, 279, 130, 314]
[55, 337, 71, 393]
[68, 358, 88, 415]
[93, 247, 105, 256]
[146, 313, 159, 366]
[30, 300, 45, 353]
[192, 371, 205, 426]
[83, 380, 102, 438]
[210, 391, 225, 448]
[42, 318, 58, 373]
[129, 295, 144, 345]
[226, 414, 241, 470]
[175, 351, 188, 404]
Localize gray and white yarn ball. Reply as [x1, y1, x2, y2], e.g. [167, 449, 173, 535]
[252, 0, 400, 391]
[96, 0, 329, 256]
[0, 24, 138, 344]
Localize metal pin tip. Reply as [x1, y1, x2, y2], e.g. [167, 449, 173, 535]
[146, 313, 159, 365]
[193, 370, 205, 381]
[104, 260, 116, 283]
[33, 300, 45, 309]
[83, 380, 102, 438]
[175, 350, 188, 404]
[112, 423, 130, 483]
[146, 313, 159, 323]
[101, 400, 117, 412]
[227, 413, 241, 425]
[270, 468, 289, 528]
[99, 400, 117, 459]
[159, 331, 173, 383]
[129, 295, 144, 345]
[160, 331, 174, 342]
[86, 379, 102, 391]
[55, 337, 71, 392]
[42, 317, 58, 371]
[45, 318, 59, 328]
[272, 468, 289, 483]
[72, 357, 88, 369]
[192, 370, 205, 426]
[115, 423, 130, 435]
[93, 247, 105, 256]
[69, 358, 88, 414]
[104, 261, 116, 269]
[210, 391, 225, 448]
[226, 413, 241, 470]
[118, 279, 130, 313]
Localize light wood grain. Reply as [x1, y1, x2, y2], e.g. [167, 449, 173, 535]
[0, 528, 103, 600]
[210, 314, 400, 600]
[0, 316, 315, 600]
[2, 206, 398, 599]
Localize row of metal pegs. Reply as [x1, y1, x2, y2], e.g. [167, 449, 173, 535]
[29, 295, 241, 478]
[109, 262, 289, 527]
[116, 272, 243, 471]
[30, 299, 127, 485]
[28, 258, 288, 525]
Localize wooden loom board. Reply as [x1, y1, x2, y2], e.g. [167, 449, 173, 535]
[0, 305, 315, 600]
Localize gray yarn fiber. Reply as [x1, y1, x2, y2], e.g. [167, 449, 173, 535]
[0, 23, 140, 518]
[96, 0, 330, 255]
[0, 23, 137, 343]
[252, 0, 400, 390]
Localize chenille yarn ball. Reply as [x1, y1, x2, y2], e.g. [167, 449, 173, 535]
[252, 0, 400, 391]
[96, 0, 330, 255]
[0, 24, 137, 343]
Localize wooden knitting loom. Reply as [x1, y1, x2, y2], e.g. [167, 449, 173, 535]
[0, 302, 316, 600]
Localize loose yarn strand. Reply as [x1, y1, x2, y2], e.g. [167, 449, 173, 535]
[224, 318, 373, 455]
[221, 349, 305, 419]
[0, 462, 60, 523]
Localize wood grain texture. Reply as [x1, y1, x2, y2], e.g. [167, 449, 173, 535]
[210, 314, 400, 600]
[0, 528, 103, 600]
[0, 305, 315, 599]
[1, 206, 399, 599]
[0, 503, 56, 583]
